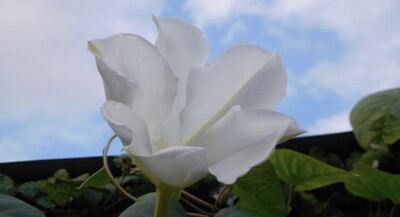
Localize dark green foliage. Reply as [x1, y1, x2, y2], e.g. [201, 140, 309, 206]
[36, 169, 85, 206]
[233, 161, 288, 217]
[119, 194, 186, 217]
[345, 162, 400, 204]
[0, 194, 45, 217]
[2, 141, 400, 217]
[215, 207, 263, 217]
[17, 181, 39, 198]
[0, 174, 15, 196]
[0, 155, 157, 217]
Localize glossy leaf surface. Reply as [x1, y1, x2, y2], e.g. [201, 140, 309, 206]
[270, 149, 349, 191]
[119, 194, 186, 217]
[78, 167, 110, 189]
[0, 194, 45, 217]
[345, 162, 400, 204]
[233, 161, 288, 217]
[215, 207, 263, 217]
[350, 88, 400, 148]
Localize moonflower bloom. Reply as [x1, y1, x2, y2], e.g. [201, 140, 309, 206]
[89, 17, 305, 190]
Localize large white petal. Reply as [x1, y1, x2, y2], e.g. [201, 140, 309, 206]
[153, 16, 208, 78]
[94, 56, 137, 107]
[88, 34, 178, 141]
[153, 16, 209, 148]
[126, 146, 210, 188]
[200, 106, 304, 184]
[235, 53, 287, 108]
[180, 45, 287, 146]
[101, 101, 152, 155]
[279, 122, 307, 143]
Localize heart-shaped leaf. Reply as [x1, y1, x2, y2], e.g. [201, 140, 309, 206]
[350, 88, 400, 148]
[119, 194, 186, 217]
[233, 161, 288, 217]
[35, 196, 56, 209]
[49, 183, 70, 206]
[54, 169, 70, 181]
[345, 162, 400, 204]
[270, 149, 350, 191]
[0, 194, 45, 217]
[215, 207, 263, 217]
[0, 175, 15, 196]
[78, 167, 110, 189]
[16, 182, 39, 198]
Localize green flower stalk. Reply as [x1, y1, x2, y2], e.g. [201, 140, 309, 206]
[154, 185, 176, 217]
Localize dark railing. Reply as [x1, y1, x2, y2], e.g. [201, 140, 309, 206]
[0, 132, 362, 183]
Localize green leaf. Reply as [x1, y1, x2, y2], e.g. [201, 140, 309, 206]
[0, 194, 45, 217]
[298, 192, 318, 206]
[118, 175, 140, 185]
[78, 167, 110, 189]
[69, 184, 83, 198]
[113, 157, 124, 168]
[270, 149, 350, 191]
[82, 188, 105, 207]
[232, 161, 288, 217]
[214, 207, 263, 217]
[16, 182, 39, 198]
[136, 192, 156, 202]
[49, 183, 70, 206]
[0, 174, 15, 196]
[70, 173, 90, 182]
[37, 180, 56, 195]
[35, 196, 56, 209]
[37, 182, 72, 206]
[54, 169, 70, 181]
[113, 155, 131, 168]
[47, 177, 56, 184]
[344, 162, 400, 204]
[119, 194, 186, 217]
[350, 88, 400, 148]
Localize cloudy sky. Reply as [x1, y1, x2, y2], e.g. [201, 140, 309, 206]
[1, 0, 399, 162]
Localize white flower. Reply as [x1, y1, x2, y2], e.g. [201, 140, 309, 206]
[88, 16, 305, 189]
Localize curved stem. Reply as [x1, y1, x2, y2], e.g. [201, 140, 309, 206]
[186, 213, 209, 217]
[389, 204, 398, 217]
[376, 202, 381, 217]
[316, 196, 331, 213]
[286, 186, 296, 207]
[154, 185, 176, 217]
[214, 185, 232, 209]
[181, 190, 215, 210]
[180, 198, 213, 215]
[103, 135, 137, 202]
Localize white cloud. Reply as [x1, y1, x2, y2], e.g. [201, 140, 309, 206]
[0, 118, 126, 163]
[219, 21, 247, 45]
[265, 25, 307, 49]
[183, 0, 267, 28]
[285, 70, 301, 97]
[303, 47, 400, 100]
[184, 0, 400, 102]
[183, 0, 232, 28]
[308, 111, 352, 135]
[266, 0, 400, 101]
[0, 0, 165, 122]
[265, 0, 399, 43]
[0, 0, 165, 162]
[0, 138, 32, 162]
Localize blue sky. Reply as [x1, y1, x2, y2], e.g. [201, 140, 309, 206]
[1, 0, 400, 162]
